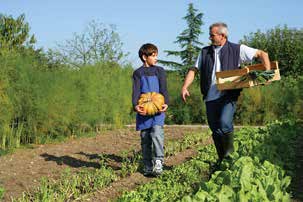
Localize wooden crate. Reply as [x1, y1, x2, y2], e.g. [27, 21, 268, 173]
[216, 61, 280, 90]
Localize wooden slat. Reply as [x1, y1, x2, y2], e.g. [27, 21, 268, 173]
[217, 80, 253, 90]
[216, 67, 249, 78]
[248, 61, 278, 71]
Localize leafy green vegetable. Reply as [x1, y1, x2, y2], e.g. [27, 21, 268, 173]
[240, 70, 275, 84]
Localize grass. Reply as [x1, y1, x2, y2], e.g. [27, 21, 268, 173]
[0, 128, 115, 157]
[0, 187, 4, 200]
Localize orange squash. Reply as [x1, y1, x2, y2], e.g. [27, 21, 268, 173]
[138, 92, 165, 116]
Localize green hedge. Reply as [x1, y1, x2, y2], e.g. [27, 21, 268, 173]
[0, 51, 133, 149]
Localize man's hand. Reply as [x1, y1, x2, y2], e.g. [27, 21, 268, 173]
[135, 105, 146, 116]
[181, 69, 195, 102]
[159, 104, 168, 112]
[255, 50, 271, 70]
[181, 87, 190, 102]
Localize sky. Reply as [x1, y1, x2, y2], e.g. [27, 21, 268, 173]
[1, 0, 303, 68]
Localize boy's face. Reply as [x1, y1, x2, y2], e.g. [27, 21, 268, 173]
[143, 52, 158, 67]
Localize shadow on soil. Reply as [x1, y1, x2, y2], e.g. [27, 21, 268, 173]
[77, 151, 124, 163]
[40, 153, 101, 168]
[40, 151, 194, 178]
[75, 151, 178, 175]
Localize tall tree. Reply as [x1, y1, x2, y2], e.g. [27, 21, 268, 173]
[0, 14, 36, 50]
[158, 3, 204, 77]
[240, 25, 303, 77]
[55, 20, 128, 68]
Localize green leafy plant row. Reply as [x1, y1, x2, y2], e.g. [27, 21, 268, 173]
[182, 156, 291, 202]
[117, 120, 302, 201]
[16, 164, 117, 202]
[181, 120, 302, 201]
[117, 146, 217, 202]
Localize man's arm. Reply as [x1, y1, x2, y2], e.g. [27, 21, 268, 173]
[181, 69, 196, 102]
[254, 50, 271, 70]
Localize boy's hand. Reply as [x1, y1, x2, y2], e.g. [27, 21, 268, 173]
[135, 105, 146, 116]
[159, 104, 168, 112]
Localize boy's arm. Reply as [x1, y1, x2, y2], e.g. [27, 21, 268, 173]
[158, 67, 169, 105]
[132, 71, 141, 110]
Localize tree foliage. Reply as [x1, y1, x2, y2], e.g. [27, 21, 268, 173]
[240, 25, 303, 77]
[0, 13, 36, 50]
[0, 50, 134, 150]
[55, 20, 128, 68]
[158, 3, 204, 76]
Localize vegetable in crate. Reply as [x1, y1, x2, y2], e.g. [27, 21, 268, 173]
[240, 70, 275, 84]
[138, 92, 165, 116]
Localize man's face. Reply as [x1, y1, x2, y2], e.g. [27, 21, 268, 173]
[144, 52, 158, 67]
[209, 26, 225, 46]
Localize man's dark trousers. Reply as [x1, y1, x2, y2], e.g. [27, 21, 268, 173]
[205, 96, 236, 161]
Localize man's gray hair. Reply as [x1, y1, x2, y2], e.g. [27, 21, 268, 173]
[209, 22, 229, 38]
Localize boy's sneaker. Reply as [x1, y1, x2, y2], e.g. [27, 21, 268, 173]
[143, 166, 153, 177]
[153, 160, 163, 175]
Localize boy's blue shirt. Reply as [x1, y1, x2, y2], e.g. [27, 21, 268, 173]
[132, 65, 169, 131]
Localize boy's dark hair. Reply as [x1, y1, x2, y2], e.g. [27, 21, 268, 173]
[138, 43, 158, 63]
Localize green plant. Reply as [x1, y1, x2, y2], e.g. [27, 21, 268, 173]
[238, 70, 275, 84]
[0, 187, 4, 200]
[120, 150, 141, 178]
[16, 165, 117, 202]
[184, 156, 291, 202]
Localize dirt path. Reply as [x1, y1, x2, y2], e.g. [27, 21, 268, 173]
[0, 126, 205, 201]
[86, 145, 208, 202]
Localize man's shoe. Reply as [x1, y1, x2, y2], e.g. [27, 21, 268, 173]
[222, 132, 234, 158]
[153, 160, 163, 175]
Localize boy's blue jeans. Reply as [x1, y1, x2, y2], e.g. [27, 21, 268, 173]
[140, 125, 164, 168]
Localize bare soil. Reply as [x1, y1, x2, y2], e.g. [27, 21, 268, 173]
[0, 126, 206, 202]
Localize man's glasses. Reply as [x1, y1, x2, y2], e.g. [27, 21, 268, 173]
[209, 33, 220, 37]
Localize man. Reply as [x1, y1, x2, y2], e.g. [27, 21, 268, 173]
[181, 22, 270, 163]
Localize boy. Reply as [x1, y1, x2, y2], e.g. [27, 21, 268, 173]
[132, 43, 169, 176]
